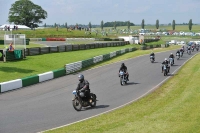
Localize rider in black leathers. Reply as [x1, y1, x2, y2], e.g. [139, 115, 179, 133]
[119, 63, 129, 81]
[150, 52, 155, 61]
[176, 49, 180, 56]
[162, 58, 170, 73]
[169, 53, 175, 64]
[76, 74, 90, 101]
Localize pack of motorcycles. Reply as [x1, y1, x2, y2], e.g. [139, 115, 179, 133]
[72, 45, 198, 111]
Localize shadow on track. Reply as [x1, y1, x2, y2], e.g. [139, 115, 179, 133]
[126, 82, 140, 85]
[82, 105, 110, 111]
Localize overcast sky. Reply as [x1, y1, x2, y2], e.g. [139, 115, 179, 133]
[0, 0, 200, 26]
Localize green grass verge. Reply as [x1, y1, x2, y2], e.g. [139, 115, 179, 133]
[0, 45, 180, 83]
[44, 52, 200, 133]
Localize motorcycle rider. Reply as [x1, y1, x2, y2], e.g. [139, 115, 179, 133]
[162, 58, 170, 73]
[181, 46, 185, 52]
[187, 46, 191, 53]
[119, 63, 129, 81]
[180, 48, 184, 56]
[169, 53, 175, 64]
[176, 50, 180, 57]
[150, 52, 155, 61]
[76, 74, 90, 101]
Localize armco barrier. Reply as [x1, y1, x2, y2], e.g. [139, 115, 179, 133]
[22, 75, 39, 87]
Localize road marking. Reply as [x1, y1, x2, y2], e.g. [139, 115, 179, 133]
[38, 51, 198, 133]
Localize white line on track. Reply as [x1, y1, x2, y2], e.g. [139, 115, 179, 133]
[38, 49, 198, 133]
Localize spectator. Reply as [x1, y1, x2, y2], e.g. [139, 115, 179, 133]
[8, 42, 15, 51]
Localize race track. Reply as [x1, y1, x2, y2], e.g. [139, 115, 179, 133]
[0, 48, 198, 133]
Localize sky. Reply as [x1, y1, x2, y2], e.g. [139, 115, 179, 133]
[0, 0, 200, 26]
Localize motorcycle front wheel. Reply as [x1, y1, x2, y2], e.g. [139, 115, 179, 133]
[72, 97, 82, 111]
[120, 77, 124, 86]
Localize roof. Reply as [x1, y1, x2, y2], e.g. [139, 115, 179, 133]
[0, 24, 30, 29]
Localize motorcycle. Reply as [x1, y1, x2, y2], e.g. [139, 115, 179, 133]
[191, 47, 194, 52]
[188, 49, 191, 55]
[72, 90, 97, 111]
[163, 64, 169, 76]
[180, 51, 183, 57]
[119, 70, 128, 85]
[169, 58, 174, 66]
[150, 56, 154, 63]
[176, 53, 180, 60]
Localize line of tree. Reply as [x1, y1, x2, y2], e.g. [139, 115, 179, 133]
[7, 0, 195, 32]
[103, 21, 135, 27]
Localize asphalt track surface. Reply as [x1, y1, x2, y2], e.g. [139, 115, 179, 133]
[0, 48, 199, 133]
[32, 41, 68, 47]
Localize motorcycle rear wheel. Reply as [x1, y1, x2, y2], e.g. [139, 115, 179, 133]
[90, 93, 97, 107]
[72, 97, 82, 111]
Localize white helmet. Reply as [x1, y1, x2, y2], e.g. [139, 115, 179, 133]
[171, 53, 173, 55]
[165, 58, 167, 61]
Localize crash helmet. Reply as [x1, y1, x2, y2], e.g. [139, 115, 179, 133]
[121, 63, 125, 67]
[78, 74, 84, 82]
[171, 53, 173, 55]
[165, 58, 167, 61]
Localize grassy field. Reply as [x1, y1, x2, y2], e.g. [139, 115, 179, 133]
[0, 44, 180, 83]
[44, 52, 200, 133]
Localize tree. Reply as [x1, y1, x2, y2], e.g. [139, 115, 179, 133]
[189, 19, 192, 31]
[8, 0, 47, 27]
[156, 19, 159, 29]
[172, 20, 175, 30]
[65, 22, 67, 28]
[88, 22, 92, 31]
[101, 20, 104, 30]
[127, 21, 130, 30]
[114, 21, 117, 29]
[141, 19, 145, 29]
[44, 23, 46, 27]
[54, 23, 57, 27]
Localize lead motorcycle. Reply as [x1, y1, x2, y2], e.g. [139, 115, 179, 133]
[163, 64, 169, 76]
[72, 90, 97, 111]
[119, 70, 128, 85]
